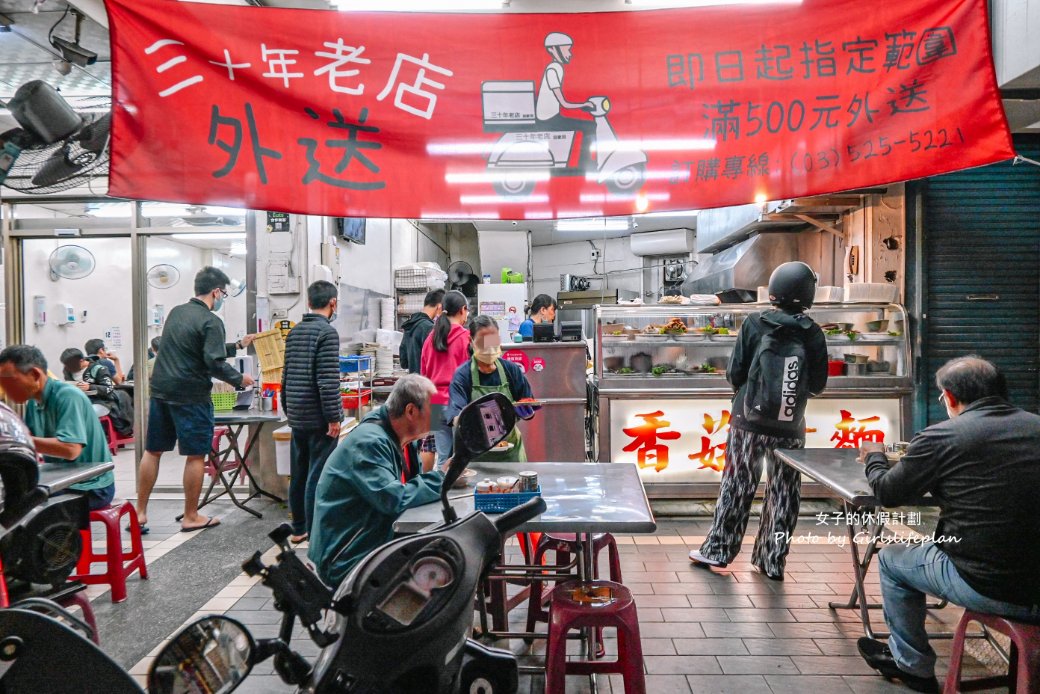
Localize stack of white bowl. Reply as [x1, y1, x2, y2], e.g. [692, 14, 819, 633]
[376, 347, 394, 377]
[379, 298, 396, 329]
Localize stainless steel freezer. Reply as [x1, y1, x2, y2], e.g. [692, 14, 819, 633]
[501, 342, 589, 462]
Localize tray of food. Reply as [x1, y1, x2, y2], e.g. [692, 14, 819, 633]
[660, 316, 689, 336]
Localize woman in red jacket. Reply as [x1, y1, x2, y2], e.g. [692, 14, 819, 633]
[420, 290, 470, 466]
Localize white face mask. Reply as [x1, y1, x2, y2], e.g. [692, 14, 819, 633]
[72, 369, 85, 381]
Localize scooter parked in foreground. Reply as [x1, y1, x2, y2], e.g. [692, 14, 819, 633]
[0, 393, 544, 694]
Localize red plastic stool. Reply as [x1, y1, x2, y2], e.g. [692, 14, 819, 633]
[545, 580, 645, 694]
[208, 426, 243, 477]
[944, 610, 1040, 694]
[57, 590, 99, 644]
[526, 533, 622, 639]
[70, 500, 148, 604]
[98, 415, 134, 456]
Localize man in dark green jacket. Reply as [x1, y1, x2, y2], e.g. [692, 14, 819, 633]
[309, 374, 444, 586]
[136, 267, 255, 533]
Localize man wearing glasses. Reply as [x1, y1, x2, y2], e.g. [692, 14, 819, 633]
[136, 266, 255, 533]
[856, 356, 1040, 692]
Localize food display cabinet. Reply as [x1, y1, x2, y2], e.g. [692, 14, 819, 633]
[594, 303, 912, 498]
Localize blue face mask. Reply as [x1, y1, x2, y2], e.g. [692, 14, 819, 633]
[213, 296, 224, 312]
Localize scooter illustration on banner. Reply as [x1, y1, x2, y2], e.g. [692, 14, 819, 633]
[481, 32, 647, 198]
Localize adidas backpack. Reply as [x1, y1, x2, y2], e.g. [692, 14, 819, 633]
[743, 324, 811, 427]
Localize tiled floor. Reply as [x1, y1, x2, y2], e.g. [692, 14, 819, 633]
[85, 507, 1004, 694]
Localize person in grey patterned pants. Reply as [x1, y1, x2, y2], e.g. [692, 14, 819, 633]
[697, 427, 805, 577]
[689, 262, 829, 580]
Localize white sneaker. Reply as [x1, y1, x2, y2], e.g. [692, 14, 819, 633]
[688, 549, 727, 568]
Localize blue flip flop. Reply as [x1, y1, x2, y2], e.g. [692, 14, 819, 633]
[126, 523, 149, 535]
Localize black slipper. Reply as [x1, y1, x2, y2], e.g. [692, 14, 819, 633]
[180, 517, 220, 533]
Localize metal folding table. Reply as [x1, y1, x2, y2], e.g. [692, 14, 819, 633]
[396, 461, 656, 691]
[195, 410, 285, 519]
[38, 461, 116, 495]
[775, 448, 982, 641]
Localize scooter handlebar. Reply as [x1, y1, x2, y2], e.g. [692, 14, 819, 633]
[492, 496, 547, 535]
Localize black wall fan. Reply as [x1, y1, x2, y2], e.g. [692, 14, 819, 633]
[0, 81, 110, 194]
[447, 260, 479, 297]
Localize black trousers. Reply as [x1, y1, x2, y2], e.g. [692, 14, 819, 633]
[289, 427, 338, 536]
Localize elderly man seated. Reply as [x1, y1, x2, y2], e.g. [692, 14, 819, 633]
[0, 345, 115, 510]
[309, 374, 445, 586]
[857, 356, 1040, 692]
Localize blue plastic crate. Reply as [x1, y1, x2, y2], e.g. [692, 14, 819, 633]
[340, 355, 373, 373]
[473, 487, 542, 514]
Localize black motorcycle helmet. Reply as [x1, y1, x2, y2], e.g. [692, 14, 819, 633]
[767, 261, 818, 312]
[0, 400, 40, 528]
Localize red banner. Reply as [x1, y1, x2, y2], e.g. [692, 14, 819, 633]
[106, 0, 1012, 219]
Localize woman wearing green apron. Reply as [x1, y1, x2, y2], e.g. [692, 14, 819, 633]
[446, 315, 538, 464]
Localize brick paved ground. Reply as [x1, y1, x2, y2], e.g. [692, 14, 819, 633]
[118, 516, 1003, 693]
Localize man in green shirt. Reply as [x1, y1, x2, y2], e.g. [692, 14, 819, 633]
[0, 345, 115, 510]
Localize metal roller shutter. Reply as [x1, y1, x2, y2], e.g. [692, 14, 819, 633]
[920, 143, 1040, 424]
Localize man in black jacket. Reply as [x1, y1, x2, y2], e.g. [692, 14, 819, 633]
[399, 289, 444, 374]
[283, 280, 343, 543]
[856, 356, 1040, 693]
[136, 267, 255, 533]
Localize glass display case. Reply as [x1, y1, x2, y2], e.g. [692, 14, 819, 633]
[594, 303, 912, 497]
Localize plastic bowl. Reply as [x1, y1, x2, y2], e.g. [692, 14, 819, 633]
[844, 353, 869, 364]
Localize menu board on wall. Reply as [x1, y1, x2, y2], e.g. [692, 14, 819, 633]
[610, 398, 901, 484]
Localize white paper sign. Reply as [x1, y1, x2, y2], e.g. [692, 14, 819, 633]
[609, 398, 902, 484]
[103, 326, 123, 350]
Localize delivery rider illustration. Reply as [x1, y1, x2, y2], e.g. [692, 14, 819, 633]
[536, 32, 597, 170]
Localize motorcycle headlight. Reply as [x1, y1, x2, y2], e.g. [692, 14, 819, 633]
[602, 98, 611, 113]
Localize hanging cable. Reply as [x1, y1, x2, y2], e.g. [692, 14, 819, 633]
[1012, 154, 1040, 168]
[47, 3, 70, 45]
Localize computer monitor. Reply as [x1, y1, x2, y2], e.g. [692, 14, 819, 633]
[336, 217, 366, 245]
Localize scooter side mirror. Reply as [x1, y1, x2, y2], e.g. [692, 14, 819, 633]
[149, 616, 255, 694]
[440, 393, 516, 519]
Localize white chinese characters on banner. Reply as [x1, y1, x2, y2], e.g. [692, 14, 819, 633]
[609, 398, 902, 484]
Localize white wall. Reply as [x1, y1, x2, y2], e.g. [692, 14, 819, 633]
[478, 230, 529, 285]
[21, 237, 249, 375]
[531, 236, 643, 300]
[23, 238, 134, 372]
[992, 0, 1040, 86]
[209, 250, 248, 341]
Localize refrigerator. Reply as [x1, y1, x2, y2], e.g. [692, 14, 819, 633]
[504, 342, 589, 462]
[476, 284, 528, 344]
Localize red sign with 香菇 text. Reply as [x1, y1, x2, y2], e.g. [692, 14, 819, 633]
[105, 0, 1012, 219]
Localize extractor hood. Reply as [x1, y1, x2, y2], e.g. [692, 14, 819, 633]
[682, 234, 801, 295]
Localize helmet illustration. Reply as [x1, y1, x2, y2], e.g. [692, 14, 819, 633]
[544, 32, 573, 48]
[767, 261, 818, 310]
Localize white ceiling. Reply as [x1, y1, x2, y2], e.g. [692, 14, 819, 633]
[475, 212, 698, 246]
